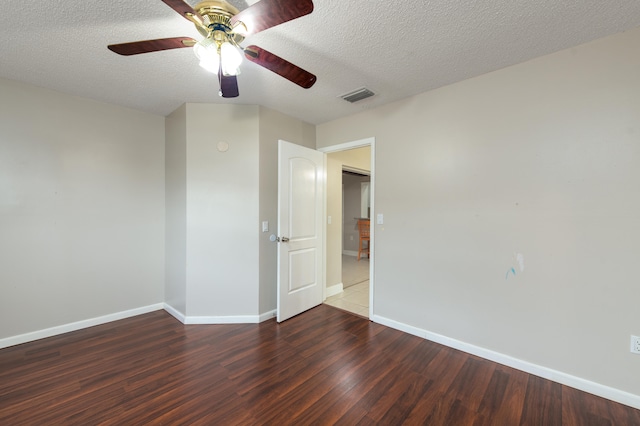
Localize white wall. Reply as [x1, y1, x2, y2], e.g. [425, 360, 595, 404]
[0, 78, 165, 340]
[325, 157, 343, 290]
[185, 104, 260, 317]
[163, 104, 314, 320]
[328, 148, 371, 172]
[165, 105, 187, 315]
[317, 28, 640, 398]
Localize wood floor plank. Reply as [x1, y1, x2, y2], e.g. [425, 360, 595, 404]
[373, 370, 434, 423]
[274, 336, 384, 424]
[338, 355, 421, 422]
[238, 355, 311, 406]
[519, 374, 564, 426]
[561, 384, 640, 426]
[333, 405, 370, 426]
[445, 356, 497, 413]
[1, 304, 639, 425]
[474, 365, 529, 426]
[254, 371, 334, 424]
[288, 351, 396, 424]
[417, 344, 470, 392]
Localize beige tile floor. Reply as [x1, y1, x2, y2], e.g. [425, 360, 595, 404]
[324, 255, 370, 317]
[324, 280, 370, 317]
[341, 255, 369, 289]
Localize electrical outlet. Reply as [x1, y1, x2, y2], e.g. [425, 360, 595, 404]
[631, 336, 640, 354]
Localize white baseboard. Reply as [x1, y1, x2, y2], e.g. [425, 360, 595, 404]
[326, 283, 344, 298]
[164, 303, 276, 324]
[0, 303, 164, 350]
[343, 250, 358, 257]
[183, 314, 264, 324]
[163, 304, 275, 324]
[371, 314, 640, 410]
[163, 303, 186, 323]
[259, 310, 277, 322]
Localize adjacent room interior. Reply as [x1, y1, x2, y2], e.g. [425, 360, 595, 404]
[324, 147, 372, 317]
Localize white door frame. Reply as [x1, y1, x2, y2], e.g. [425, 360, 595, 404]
[318, 137, 375, 318]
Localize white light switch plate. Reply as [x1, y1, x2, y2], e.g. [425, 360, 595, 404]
[377, 214, 384, 225]
[262, 221, 269, 232]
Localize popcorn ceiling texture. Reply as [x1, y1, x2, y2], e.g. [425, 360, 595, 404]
[1, 0, 639, 124]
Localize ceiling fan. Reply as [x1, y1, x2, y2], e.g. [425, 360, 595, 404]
[108, 0, 317, 98]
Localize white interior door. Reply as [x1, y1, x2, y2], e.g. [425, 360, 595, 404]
[277, 140, 325, 322]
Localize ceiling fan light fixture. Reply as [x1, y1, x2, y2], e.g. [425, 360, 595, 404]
[198, 56, 220, 73]
[220, 41, 243, 76]
[230, 21, 248, 37]
[194, 37, 220, 74]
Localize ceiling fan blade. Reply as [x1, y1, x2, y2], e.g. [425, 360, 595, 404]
[218, 72, 240, 98]
[161, 0, 206, 28]
[244, 45, 316, 89]
[108, 37, 196, 56]
[230, 0, 313, 36]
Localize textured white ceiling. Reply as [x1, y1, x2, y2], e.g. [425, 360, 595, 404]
[1, 0, 640, 124]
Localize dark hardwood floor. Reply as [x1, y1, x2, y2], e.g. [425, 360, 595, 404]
[1, 304, 639, 425]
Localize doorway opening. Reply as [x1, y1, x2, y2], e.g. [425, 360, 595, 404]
[319, 138, 375, 318]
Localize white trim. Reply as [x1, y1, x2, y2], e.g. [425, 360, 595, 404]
[184, 315, 264, 324]
[343, 165, 370, 176]
[342, 250, 358, 257]
[368, 139, 375, 319]
[326, 283, 344, 298]
[163, 303, 186, 323]
[371, 314, 425, 338]
[372, 314, 640, 410]
[322, 153, 327, 306]
[259, 310, 277, 322]
[318, 137, 375, 153]
[0, 304, 164, 349]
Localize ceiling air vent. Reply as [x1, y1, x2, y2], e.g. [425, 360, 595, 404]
[340, 87, 375, 103]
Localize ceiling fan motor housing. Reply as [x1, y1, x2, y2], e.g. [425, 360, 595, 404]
[194, 0, 244, 43]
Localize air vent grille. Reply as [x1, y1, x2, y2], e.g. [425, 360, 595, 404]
[340, 87, 375, 103]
